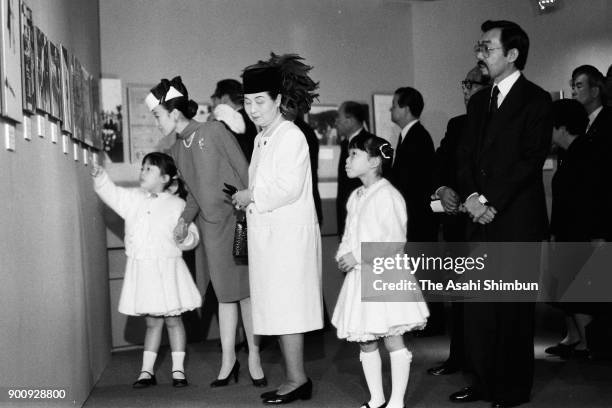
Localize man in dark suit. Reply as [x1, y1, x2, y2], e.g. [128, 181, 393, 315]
[452, 21, 552, 407]
[427, 66, 490, 377]
[388, 87, 437, 242]
[211, 79, 257, 161]
[295, 114, 323, 225]
[335, 101, 373, 236]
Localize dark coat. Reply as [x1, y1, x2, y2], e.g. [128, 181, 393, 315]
[388, 121, 438, 242]
[295, 117, 323, 224]
[457, 75, 552, 242]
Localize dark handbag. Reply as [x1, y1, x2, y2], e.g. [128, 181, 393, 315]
[232, 212, 248, 259]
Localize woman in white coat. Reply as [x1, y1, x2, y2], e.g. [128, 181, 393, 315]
[232, 53, 323, 405]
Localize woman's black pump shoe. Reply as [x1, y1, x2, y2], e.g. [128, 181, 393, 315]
[132, 371, 157, 388]
[262, 378, 312, 404]
[251, 374, 268, 387]
[210, 360, 240, 387]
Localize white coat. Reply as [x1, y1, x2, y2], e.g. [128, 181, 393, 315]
[246, 120, 323, 335]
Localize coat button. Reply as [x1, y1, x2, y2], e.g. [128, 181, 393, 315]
[480, 169, 486, 176]
[249, 209, 253, 214]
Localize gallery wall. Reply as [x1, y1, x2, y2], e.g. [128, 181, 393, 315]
[99, 0, 414, 180]
[0, 0, 109, 406]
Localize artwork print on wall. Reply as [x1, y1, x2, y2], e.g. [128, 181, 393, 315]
[71, 56, 83, 141]
[20, 1, 35, 113]
[34, 26, 50, 113]
[48, 41, 62, 120]
[81, 67, 93, 146]
[90, 77, 102, 149]
[100, 78, 124, 162]
[60, 45, 72, 133]
[0, 0, 23, 122]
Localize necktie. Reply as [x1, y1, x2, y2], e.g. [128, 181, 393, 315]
[488, 86, 500, 116]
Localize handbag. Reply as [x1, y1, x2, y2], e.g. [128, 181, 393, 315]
[232, 212, 248, 259]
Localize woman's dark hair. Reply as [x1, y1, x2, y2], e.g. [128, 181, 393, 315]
[552, 99, 588, 137]
[142, 152, 187, 199]
[243, 53, 319, 119]
[348, 133, 394, 175]
[150, 76, 199, 120]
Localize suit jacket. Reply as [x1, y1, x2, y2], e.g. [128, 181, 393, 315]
[388, 121, 437, 241]
[432, 114, 468, 241]
[457, 75, 552, 242]
[295, 117, 323, 224]
[336, 128, 373, 236]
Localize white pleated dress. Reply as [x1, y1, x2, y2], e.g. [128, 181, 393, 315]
[332, 178, 429, 342]
[94, 172, 202, 316]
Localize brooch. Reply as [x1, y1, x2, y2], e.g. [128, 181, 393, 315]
[198, 138, 205, 150]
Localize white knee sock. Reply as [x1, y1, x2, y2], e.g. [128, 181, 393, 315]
[171, 351, 186, 378]
[387, 348, 412, 408]
[139, 350, 157, 379]
[360, 350, 385, 407]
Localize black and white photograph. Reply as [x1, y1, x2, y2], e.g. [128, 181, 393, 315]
[49, 41, 62, 120]
[60, 45, 73, 133]
[33, 25, 50, 114]
[0, 0, 23, 122]
[20, 0, 35, 113]
[2, 2, 612, 408]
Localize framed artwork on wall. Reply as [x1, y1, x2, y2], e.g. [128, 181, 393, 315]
[48, 41, 62, 120]
[127, 84, 161, 163]
[306, 104, 339, 146]
[20, 1, 35, 114]
[81, 66, 93, 146]
[0, 0, 23, 122]
[90, 76, 102, 150]
[100, 78, 124, 163]
[372, 93, 400, 147]
[34, 26, 50, 114]
[71, 56, 83, 141]
[59, 45, 72, 133]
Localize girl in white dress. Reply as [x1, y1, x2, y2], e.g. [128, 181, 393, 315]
[92, 152, 201, 388]
[332, 134, 429, 408]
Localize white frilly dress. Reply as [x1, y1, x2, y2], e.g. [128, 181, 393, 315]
[94, 172, 202, 316]
[332, 178, 429, 342]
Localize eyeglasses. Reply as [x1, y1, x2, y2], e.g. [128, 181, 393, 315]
[461, 80, 487, 91]
[473, 44, 503, 58]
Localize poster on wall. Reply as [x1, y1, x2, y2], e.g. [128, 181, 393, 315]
[100, 78, 124, 162]
[81, 66, 93, 146]
[59, 45, 72, 133]
[34, 26, 50, 113]
[48, 41, 62, 120]
[127, 84, 165, 163]
[71, 56, 84, 141]
[20, 1, 35, 113]
[90, 77, 102, 150]
[0, 0, 23, 122]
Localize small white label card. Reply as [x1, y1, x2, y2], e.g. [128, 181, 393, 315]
[50, 121, 58, 144]
[23, 115, 32, 141]
[4, 122, 16, 151]
[73, 141, 79, 161]
[37, 114, 46, 138]
[83, 146, 89, 165]
[62, 134, 70, 154]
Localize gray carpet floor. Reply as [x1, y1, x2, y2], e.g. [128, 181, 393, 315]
[84, 328, 612, 408]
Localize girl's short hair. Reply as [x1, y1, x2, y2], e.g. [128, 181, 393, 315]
[142, 152, 186, 198]
[150, 76, 199, 120]
[349, 133, 394, 173]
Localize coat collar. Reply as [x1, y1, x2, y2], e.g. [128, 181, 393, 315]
[176, 120, 200, 140]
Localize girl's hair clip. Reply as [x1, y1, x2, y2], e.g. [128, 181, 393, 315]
[379, 143, 391, 159]
[172, 175, 179, 180]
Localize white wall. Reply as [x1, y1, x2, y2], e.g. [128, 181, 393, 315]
[0, 1, 109, 406]
[411, 0, 612, 144]
[99, 0, 414, 180]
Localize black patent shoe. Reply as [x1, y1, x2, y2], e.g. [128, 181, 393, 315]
[261, 389, 279, 399]
[172, 370, 189, 388]
[132, 371, 157, 388]
[427, 363, 460, 376]
[251, 375, 268, 387]
[360, 401, 387, 408]
[262, 378, 312, 405]
[544, 341, 579, 357]
[449, 386, 482, 403]
[210, 360, 240, 387]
